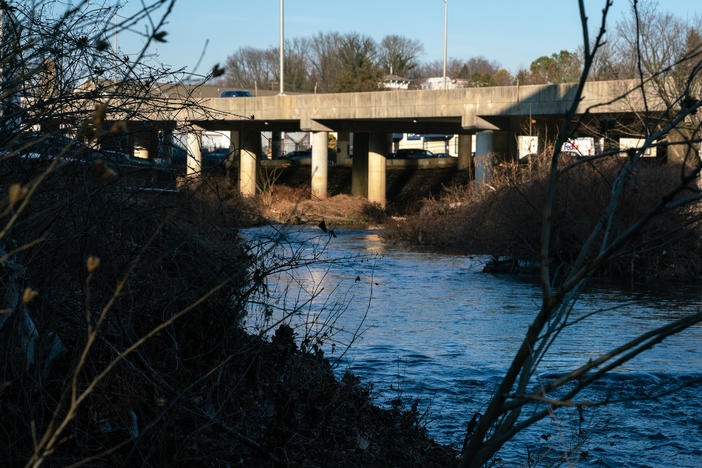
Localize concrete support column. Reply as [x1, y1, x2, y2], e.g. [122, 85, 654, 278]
[239, 129, 260, 197]
[311, 131, 328, 199]
[336, 131, 351, 165]
[133, 125, 157, 160]
[271, 131, 283, 159]
[158, 126, 173, 163]
[368, 132, 388, 208]
[352, 132, 369, 197]
[507, 117, 521, 162]
[185, 131, 202, 177]
[475, 130, 494, 185]
[226, 129, 240, 185]
[458, 133, 473, 177]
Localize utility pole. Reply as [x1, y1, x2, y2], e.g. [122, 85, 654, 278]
[0, 8, 20, 128]
[279, 0, 284, 94]
[443, 0, 448, 90]
[113, 12, 117, 82]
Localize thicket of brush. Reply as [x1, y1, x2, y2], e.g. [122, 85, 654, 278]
[0, 156, 455, 466]
[386, 154, 702, 281]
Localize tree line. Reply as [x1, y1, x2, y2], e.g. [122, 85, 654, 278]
[220, 1, 701, 92]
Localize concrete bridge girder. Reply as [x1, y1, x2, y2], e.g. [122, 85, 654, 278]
[161, 79, 669, 203]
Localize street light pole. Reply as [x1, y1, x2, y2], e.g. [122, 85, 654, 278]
[113, 11, 117, 82]
[279, 0, 284, 94]
[443, 0, 447, 90]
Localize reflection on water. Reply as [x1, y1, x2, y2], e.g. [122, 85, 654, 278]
[242, 225, 702, 467]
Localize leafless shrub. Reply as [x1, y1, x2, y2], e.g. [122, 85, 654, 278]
[389, 151, 701, 280]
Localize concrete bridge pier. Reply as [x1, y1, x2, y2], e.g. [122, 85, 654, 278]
[474, 130, 512, 185]
[185, 130, 202, 177]
[311, 131, 328, 199]
[133, 133, 151, 160]
[131, 123, 158, 160]
[336, 132, 351, 165]
[368, 133, 389, 208]
[458, 133, 473, 177]
[157, 125, 174, 163]
[226, 129, 240, 184]
[352, 133, 369, 197]
[239, 129, 261, 197]
[271, 131, 283, 159]
[474, 130, 494, 185]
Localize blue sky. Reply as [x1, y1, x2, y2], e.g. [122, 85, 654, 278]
[117, 0, 702, 77]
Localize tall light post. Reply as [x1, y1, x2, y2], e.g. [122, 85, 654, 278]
[88, 2, 119, 83]
[113, 11, 117, 82]
[279, 0, 284, 94]
[442, 0, 447, 90]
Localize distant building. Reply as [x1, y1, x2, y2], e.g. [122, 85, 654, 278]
[379, 74, 412, 90]
[420, 77, 469, 90]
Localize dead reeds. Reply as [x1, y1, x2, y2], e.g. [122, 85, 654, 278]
[386, 153, 702, 280]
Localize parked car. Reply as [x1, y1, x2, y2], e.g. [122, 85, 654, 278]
[281, 148, 337, 166]
[202, 147, 232, 168]
[165, 145, 230, 169]
[219, 90, 254, 98]
[392, 148, 436, 159]
[8, 133, 91, 160]
[281, 149, 312, 161]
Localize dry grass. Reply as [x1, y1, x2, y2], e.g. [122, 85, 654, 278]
[260, 184, 387, 227]
[386, 154, 702, 280]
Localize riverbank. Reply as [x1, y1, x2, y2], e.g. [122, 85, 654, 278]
[196, 156, 702, 282]
[1, 163, 457, 466]
[383, 156, 702, 281]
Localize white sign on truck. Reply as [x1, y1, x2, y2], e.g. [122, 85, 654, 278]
[518, 135, 538, 158]
[619, 138, 657, 157]
[562, 137, 595, 156]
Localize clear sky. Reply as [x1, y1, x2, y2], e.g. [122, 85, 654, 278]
[116, 0, 702, 78]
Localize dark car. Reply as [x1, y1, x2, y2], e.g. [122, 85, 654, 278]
[281, 149, 312, 161]
[219, 90, 254, 98]
[392, 148, 436, 159]
[281, 148, 336, 166]
[202, 147, 232, 168]
[5, 132, 175, 174]
[8, 133, 91, 160]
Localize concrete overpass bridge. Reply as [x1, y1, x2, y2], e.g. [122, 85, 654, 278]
[137, 79, 657, 207]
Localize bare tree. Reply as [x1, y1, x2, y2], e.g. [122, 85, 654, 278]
[414, 58, 464, 81]
[282, 36, 313, 92]
[309, 32, 344, 92]
[378, 34, 424, 77]
[459, 1, 702, 466]
[223, 46, 277, 90]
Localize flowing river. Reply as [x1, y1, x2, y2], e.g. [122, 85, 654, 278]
[242, 225, 702, 467]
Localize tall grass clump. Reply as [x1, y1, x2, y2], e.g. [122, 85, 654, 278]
[387, 153, 702, 280]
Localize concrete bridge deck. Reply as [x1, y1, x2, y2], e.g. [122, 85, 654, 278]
[171, 79, 652, 134]
[124, 79, 663, 206]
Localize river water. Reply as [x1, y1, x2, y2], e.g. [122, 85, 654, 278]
[242, 225, 702, 467]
